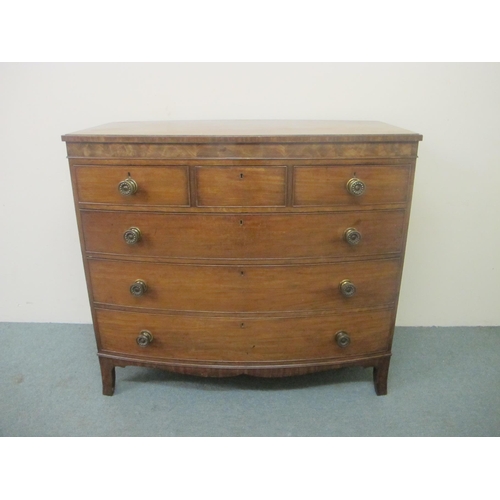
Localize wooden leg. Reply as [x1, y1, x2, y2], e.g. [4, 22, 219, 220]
[373, 357, 390, 396]
[99, 357, 116, 396]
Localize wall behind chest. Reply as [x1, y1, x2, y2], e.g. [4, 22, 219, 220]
[1, 62, 499, 325]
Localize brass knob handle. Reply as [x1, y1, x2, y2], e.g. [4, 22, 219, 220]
[130, 279, 147, 296]
[118, 177, 138, 196]
[339, 279, 356, 297]
[346, 177, 366, 196]
[344, 227, 362, 245]
[136, 330, 153, 347]
[335, 331, 351, 348]
[123, 227, 141, 245]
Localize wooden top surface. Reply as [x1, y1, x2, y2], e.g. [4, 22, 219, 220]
[62, 120, 422, 144]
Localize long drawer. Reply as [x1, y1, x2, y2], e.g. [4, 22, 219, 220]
[96, 308, 393, 362]
[89, 258, 400, 313]
[81, 210, 406, 260]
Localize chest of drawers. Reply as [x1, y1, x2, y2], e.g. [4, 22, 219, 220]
[62, 120, 422, 396]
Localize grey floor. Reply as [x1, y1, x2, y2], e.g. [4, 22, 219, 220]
[1, 322, 499, 436]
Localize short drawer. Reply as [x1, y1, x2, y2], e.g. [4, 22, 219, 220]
[195, 166, 286, 207]
[293, 165, 411, 206]
[88, 258, 400, 313]
[81, 210, 406, 260]
[75, 166, 189, 206]
[96, 308, 393, 362]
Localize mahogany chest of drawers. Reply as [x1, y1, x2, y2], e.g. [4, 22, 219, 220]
[62, 120, 422, 396]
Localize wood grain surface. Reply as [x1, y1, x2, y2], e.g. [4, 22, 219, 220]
[293, 165, 410, 206]
[63, 120, 422, 395]
[88, 258, 400, 313]
[195, 166, 286, 207]
[81, 210, 405, 261]
[62, 120, 423, 143]
[75, 165, 189, 206]
[66, 141, 417, 159]
[96, 307, 393, 362]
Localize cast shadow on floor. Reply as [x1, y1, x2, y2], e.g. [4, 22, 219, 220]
[114, 364, 374, 393]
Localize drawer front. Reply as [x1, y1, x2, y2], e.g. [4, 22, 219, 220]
[195, 166, 286, 207]
[81, 210, 405, 259]
[75, 166, 189, 206]
[89, 259, 400, 313]
[96, 308, 393, 362]
[293, 165, 410, 206]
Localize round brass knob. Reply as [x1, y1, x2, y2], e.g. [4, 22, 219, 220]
[136, 330, 153, 347]
[335, 331, 351, 348]
[123, 227, 141, 245]
[130, 279, 147, 296]
[346, 177, 366, 196]
[118, 177, 138, 196]
[339, 279, 357, 297]
[344, 227, 362, 245]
